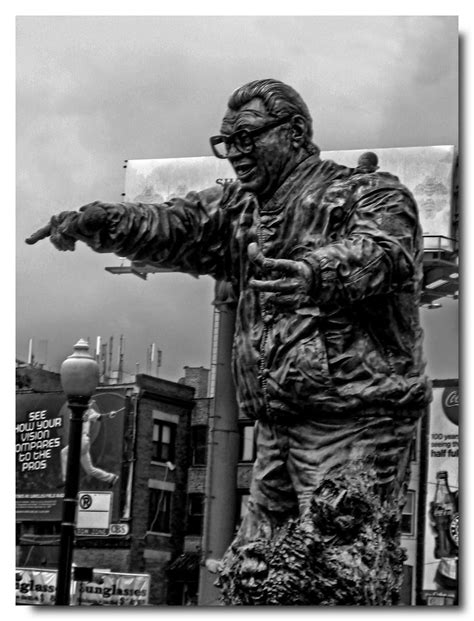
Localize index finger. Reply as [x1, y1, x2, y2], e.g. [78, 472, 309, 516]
[25, 223, 52, 245]
[249, 277, 301, 292]
[247, 243, 301, 275]
[259, 257, 302, 275]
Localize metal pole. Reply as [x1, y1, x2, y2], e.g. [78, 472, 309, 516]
[198, 289, 239, 606]
[55, 395, 89, 605]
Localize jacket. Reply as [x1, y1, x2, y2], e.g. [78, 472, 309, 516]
[86, 153, 432, 420]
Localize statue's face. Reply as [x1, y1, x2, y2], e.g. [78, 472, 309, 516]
[220, 98, 294, 199]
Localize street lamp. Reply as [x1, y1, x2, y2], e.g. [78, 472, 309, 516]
[55, 339, 99, 606]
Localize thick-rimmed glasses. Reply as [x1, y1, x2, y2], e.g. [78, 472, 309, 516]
[209, 115, 292, 159]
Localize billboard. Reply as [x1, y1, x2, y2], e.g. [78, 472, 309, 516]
[16, 392, 66, 521]
[16, 568, 150, 606]
[16, 389, 128, 523]
[422, 381, 459, 604]
[124, 146, 456, 244]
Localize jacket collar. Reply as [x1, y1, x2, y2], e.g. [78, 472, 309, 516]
[259, 153, 319, 213]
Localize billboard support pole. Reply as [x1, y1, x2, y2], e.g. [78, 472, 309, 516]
[198, 284, 239, 606]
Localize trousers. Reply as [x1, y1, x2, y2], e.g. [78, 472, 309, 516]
[61, 437, 116, 484]
[241, 408, 421, 538]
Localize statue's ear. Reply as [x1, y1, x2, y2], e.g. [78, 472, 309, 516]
[290, 115, 306, 147]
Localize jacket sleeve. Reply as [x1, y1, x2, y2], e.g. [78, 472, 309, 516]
[82, 185, 231, 280]
[303, 185, 422, 306]
[87, 410, 102, 423]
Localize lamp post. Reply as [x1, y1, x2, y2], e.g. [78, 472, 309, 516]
[55, 339, 99, 606]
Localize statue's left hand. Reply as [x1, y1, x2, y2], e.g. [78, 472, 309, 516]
[247, 242, 312, 304]
[25, 202, 109, 251]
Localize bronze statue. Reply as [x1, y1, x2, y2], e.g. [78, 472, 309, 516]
[27, 79, 431, 605]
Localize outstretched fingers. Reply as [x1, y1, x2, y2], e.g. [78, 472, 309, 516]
[25, 224, 52, 245]
[249, 277, 302, 293]
[25, 211, 78, 249]
[25, 204, 108, 251]
[248, 242, 310, 294]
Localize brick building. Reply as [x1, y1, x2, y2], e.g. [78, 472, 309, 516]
[16, 366, 195, 605]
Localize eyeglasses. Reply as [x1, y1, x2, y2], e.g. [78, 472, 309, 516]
[209, 115, 292, 159]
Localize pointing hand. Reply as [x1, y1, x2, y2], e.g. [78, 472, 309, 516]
[25, 202, 109, 251]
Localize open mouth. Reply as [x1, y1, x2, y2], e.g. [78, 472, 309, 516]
[233, 162, 256, 181]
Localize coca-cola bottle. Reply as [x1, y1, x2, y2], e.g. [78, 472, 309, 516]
[430, 471, 458, 558]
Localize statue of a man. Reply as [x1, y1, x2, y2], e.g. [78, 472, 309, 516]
[27, 79, 431, 605]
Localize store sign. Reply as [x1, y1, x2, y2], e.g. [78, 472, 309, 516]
[423, 383, 459, 603]
[15, 568, 150, 606]
[16, 568, 57, 605]
[109, 522, 130, 536]
[72, 571, 150, 606]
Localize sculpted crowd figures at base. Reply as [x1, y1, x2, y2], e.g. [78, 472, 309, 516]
[27, 79, 431, 605]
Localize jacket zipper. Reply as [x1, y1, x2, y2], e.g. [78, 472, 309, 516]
[258, 323, 272, 419]
[257, 214, 273, 420]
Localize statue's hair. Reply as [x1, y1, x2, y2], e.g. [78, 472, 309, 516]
[227, 79, 318, 154]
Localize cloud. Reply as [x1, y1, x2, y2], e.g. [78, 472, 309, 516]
[16, 15, 458, 380]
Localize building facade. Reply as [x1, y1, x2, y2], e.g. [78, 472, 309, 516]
[16, 367, 195, 606]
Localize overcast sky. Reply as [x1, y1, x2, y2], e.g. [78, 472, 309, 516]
[16, 14, 459, 383]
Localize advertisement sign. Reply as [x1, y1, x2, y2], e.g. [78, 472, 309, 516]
[16, 390, 128, 523]
[16, 568, 57, 605]
[422, 382, 459, 603]
[16, 393, 67, 521]
[16, 568, 150, 606]
[72, 571, 150, 606]
[124, 146, 455, 244]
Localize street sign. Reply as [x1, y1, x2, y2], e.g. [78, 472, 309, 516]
[76, 491, 112, 536]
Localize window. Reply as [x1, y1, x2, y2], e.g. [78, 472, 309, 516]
[18, 522, 61, 545]
[239, 424, 256, 462]
[19, 522, 61, 537]
[148, 488, 172, 533]
[152, 420, 176, 463]
[401, 490, 416, 536]
[191, 426, 207, 465]
[187, 493, 205, 535]
[410, 423, 420, 462]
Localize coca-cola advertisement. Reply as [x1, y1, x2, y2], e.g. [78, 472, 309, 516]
[422, 381, 459, 604]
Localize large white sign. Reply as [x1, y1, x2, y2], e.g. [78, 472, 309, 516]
[124, 146, 456, 244]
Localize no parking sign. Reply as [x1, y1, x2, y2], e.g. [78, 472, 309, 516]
[76, 491, 112, 536]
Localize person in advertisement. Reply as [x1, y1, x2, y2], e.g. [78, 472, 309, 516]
[60, 402, 119, 488]
[27, 79, 431, 605]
